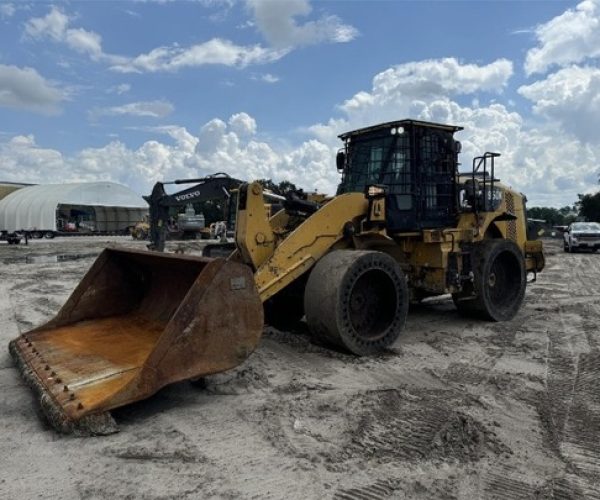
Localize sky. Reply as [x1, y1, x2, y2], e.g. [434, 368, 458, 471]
[0, 0, 599, 207]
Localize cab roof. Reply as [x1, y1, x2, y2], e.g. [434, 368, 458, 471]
[338, 119, 464, 140]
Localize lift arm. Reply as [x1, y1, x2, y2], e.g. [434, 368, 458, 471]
[235, 182, 368, 302]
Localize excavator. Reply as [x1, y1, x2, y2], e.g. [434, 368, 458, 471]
[9, 119, 544, 434]
[143, 172, 243, 252]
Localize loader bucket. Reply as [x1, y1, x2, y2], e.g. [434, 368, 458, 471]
[9, 247, 263, 435]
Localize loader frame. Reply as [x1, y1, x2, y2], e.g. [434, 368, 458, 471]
[8, 119, 545, 435]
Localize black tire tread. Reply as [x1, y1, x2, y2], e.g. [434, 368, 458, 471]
[304, 250, 408, 355]
[453, 239, 526, 322]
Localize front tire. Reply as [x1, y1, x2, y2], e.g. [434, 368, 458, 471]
[304, 250, 409, 355]
[453, 239, 526, 322]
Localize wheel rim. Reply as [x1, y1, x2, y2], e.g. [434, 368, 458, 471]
[348, 269, 397, 341]
[487, 252, 522, 309]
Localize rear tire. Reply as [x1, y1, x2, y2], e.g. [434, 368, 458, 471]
[453, 239, 526, 321]
[305, 250, 408, 355]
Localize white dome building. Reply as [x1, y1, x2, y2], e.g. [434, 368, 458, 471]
[0, 182, 148, 235]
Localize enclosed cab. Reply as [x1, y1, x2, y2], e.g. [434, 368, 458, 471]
[337, 120, 461, 232]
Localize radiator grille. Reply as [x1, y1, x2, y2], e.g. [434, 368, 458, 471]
[505, 192, 517, 241]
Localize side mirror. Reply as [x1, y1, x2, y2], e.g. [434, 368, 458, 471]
[336, 150, 346, 172]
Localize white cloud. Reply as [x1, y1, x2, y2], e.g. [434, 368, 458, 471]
[64, 27, 104, 59]
[107, 83, 131, 95]
[24, 6, 70, 40]
[190, 116, 334, 190]
[252, 72, 280, 83]
[90, 100, 174, 119]
[306, 57, 600, 206]
[6, 3, 600, 210]
[0, 135, 70, 184]
[0, 3, 16, 19]
[0, 64, 64, 114]
[350, 58, 512, 103]
[196, 118, 229, 154]
[123, 9, 141, 18]
[111, 38, 287, 73]
[24, 7, 126, 65]
[247, 0, 358, 48]
[197, 0, 236, 7]
[145, 125, 199, 152]
[228, 112, 257, 136]
[310, 58, 514, 144]
[519, 65, 600, 143]
[525, 0, 600, 75]
[0, 132, 196, 189]
[23, 3, 347, 74]
[3, 99, 599, 206]
[134, 0, 235, 4]
[0, 113, 336, 196]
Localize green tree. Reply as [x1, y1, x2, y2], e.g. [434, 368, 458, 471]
[527, 206, 569, 225]
[256, 178, 278, 193]
[558, 205, 576, 216]
[577, 192, 600, 222]
[256, 179, 298, 196]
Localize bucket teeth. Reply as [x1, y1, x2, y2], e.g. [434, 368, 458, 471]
[9, 338, 118, 436]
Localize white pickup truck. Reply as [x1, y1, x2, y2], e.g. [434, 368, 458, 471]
[563, 222, 600, 252]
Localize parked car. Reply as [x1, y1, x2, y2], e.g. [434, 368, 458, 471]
[563, 222, 600, 252]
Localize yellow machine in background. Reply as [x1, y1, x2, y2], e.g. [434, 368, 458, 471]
[10, 119, 544, 434]
[130, 218, 149, 240]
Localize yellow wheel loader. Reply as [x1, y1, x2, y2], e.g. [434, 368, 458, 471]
[9, 119, 544, 434]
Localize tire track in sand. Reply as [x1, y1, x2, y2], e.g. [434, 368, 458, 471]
[536, 251, 600, 495]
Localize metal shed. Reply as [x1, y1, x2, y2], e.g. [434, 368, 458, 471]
[0, 182, 148, 233]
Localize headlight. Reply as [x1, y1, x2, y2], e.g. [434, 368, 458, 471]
[367, 185, 386, 197]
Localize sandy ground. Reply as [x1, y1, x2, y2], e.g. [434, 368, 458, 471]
[1, 236, 600, 499]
